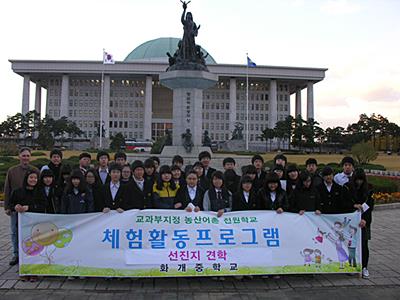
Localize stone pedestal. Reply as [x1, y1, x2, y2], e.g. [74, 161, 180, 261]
[220, 140, 247, 152]
[159, 70, 218, 147]
[160, 146, 212, 160]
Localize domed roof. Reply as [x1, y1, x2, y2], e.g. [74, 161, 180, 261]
[124, 37, 216, 64]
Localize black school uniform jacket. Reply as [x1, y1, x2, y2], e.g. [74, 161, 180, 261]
[253, 170, 267, 191]
[36, 186, 59, 214]
[10, 188, 45, 213]
[103, 182, 128, 210]
[232, 190, 258, 211]
[317, 181, 344, 214]
[174, 185, 205, 210]
[256, 188, 289, 211]
[204, 167, 217, 180]
[291, 186, 321, 212]
[124, 179, 152, 209]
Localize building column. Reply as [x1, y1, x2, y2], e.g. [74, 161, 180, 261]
[60, 75, 69, 118]
[307, 81, 314, 120]
[103, 75, 111, 138]
[22, 74, 30, 114]
[268, 79, 277, 129]
[295, 88, 302, 118]
[35, 82, 42, 117]
[229, 78, 237, 137]
[144, 75, 153, 141]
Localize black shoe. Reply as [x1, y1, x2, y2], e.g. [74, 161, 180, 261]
[9, 256, 19, 266]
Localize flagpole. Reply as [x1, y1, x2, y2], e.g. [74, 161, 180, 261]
[246, 53, 249, 151]
[100, 49, 105, 149]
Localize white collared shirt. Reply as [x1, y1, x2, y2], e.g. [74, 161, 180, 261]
[45, 186, 50, 197]
[99, 167, 109, 184]
[188, 186, 197, 201]
[324, 181, 333, 192]
[110, 181, 120, 200]
[243, 191, 249, 203]
[270, 191, 276, 203]
[334, 172, 353, 186]
[134, 178, 144, 191]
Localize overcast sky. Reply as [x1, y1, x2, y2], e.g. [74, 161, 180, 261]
[1, 0, 399, 128]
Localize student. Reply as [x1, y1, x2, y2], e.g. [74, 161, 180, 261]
[273, 165, 287, 191]
[78, 152, 92, 175]
[56, 164, 72, 199]
[61, 170, 94, 214]
[192, 161, 210, 190]
[291, 172, 321, 215]
[125, 160, 151, 209]
[96, 151, 110, 185]
[174, 170, 204, 212]
[203, 171, 232, 217]
[251, 154, 266, 190]
[144, 158, 157, 190]
[10, 170, 41, 281]
[334, 156, 354, 186]
[242, 165, 257, 184]
[198, 151, 216, 180]
[232, 175, 257, 211]
[273, 154, 287, 169]
[345, 168, 374, 278]
[150, 156, 161, 172]
[171, 165, 185, 187]
[224, 169, 241, 195]
[36, 169, 58, 214]
[114, 152, 127, 166]
[222, 157, 236, 171]
[172, 155, 184, 169]
[317, 166, 344, 214]
[4, 147, 38, 266]
[85, 168, 105, 212]
[305, 158, 323, 188]
[102, 164, 128, 213]
[40, 149, 63, 183]
[152, 165, 179, 209]
[286, 164, 300, 198]
[121, 164, 133, 185]
[256, 172, 288, 213]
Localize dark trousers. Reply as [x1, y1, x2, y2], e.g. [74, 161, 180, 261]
[362, 239, 369, 268]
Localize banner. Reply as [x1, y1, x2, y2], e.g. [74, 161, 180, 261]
[19, 210, 362, 277]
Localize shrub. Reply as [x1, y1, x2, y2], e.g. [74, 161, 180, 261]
[0, 142, 19, 156]
[351, 142, 378, 164]
[31, 151, 47, 157]
[367, 176, 399, 193]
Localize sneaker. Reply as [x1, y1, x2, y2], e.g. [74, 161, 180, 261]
[9, 256, 18, 266]
[362, 268, 369, 278]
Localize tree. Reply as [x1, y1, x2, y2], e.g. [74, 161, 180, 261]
[325, 126, 344, 152]
[274, 121, 287, 150]
[303, 118, 321, 151]
[351, 142, 378, 165]
[110, 133, 126, 151]
[292, 115, 305, 150]
[260, 128, 275, 152]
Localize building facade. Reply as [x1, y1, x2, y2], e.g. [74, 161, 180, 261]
[10, 38, 327, 147]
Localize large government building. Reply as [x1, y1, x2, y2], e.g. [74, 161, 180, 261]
[10, 37, 327, 148]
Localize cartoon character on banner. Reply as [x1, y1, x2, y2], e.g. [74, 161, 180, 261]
[312, 227, 326, 244]
[326, 217, 351, 269]
[313, 249, 325, 269]
[300, 248, 313, 266]
[22, 222, 73, 264]
[344, 225, 358, 268]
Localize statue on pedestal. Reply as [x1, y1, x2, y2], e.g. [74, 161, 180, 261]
[231, 122, 244, 140]
[202, 130, 211, 147]
[182, 129, 194, 153]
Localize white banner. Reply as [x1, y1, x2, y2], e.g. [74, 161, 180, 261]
[19, 210, 362, 277]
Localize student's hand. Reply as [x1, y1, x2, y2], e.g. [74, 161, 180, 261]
[116, 208, 124, 213]
[276, 208, 283, 214]
[15, 204, 23, 213]
[102, 207, 111, 213]
[315, 210, 321, 215]
[22, 205, 29, 212]
[353, 204, 362, 211]
[359, 219, 366, 228]
[175, 203, 183, 209]
[217, 209, 224, 218]
[299, 210, 305, 215]
[194, 206, 200, 212]
[5, 209, 11, 216]
[185, 206, 192, 212]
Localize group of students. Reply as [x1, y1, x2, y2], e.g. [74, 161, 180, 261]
[4, 148, 373, 280]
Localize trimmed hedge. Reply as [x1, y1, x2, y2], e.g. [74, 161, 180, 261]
[367, 176, 399, 193]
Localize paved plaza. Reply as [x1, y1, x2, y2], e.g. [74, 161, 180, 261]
[0, 207, 399, 299]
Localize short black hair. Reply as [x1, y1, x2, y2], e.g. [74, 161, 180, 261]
[198, 151, 212, 161]
[96, 151, 110, 161]
[79, 152, 91, 160]
[172, 155, 184, 165]
[223, 157, 236, 166]
[50, 149, 63, 159]
[274, 154, 287, 163]
[109, 163, 122, 173]
[305, 158, 318, 166]
[144, 158, 155, 168]
[114, 152, 127, 161]
[150, 156, 160, 165]
[251, 154, 264, 164]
